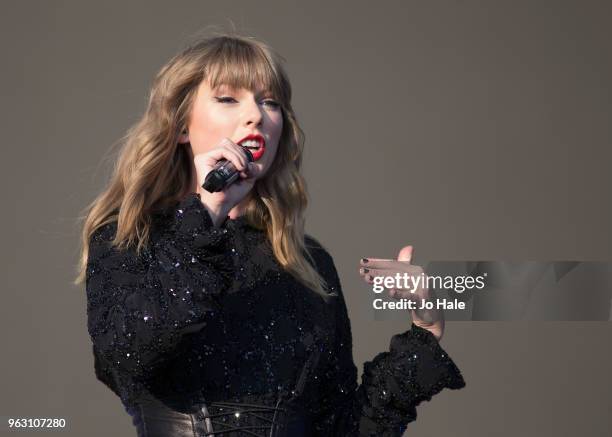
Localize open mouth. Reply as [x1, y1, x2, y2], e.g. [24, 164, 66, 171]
[238, 138, 266, 161]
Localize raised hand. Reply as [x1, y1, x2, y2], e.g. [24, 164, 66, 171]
[359, 245, 445, 341]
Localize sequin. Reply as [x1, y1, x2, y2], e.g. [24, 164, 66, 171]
[85, 192, 466, 436]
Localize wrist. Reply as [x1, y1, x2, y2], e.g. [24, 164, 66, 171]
[195, 191, 229, 228]
[412, 318, 444, 341]
[203, 204, 229, 228]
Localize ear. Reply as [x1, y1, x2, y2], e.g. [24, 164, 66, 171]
[178, 129, 189, 144]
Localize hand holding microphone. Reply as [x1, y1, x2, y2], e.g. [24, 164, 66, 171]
[194, 138, 258, 227]
[202, 144, 254, 192]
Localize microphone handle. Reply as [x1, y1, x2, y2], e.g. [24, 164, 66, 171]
[201, 147, 254, 193]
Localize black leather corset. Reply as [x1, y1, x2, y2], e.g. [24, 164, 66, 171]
[128, 392, 312, 437]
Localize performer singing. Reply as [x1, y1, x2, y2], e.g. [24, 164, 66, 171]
[75, 33, 465, 436]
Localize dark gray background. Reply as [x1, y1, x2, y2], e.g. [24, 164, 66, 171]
[1, 1, 611, 435]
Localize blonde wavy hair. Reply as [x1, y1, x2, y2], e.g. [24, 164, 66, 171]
[74, 32, 328, 296]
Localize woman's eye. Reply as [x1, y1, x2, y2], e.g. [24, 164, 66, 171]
[262, 100, 280, 109]
[214, 96, 279, 109]
[215, 96, 237, 103]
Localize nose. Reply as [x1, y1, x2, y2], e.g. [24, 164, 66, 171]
[243, 97, 264, 127]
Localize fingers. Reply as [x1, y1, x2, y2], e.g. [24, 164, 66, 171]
[360, 257, 394, 266]
[358, 246, 438, 311]
[360, 258, 411, 269]
[362, 274, 419, 299]
[397, 245, 413, 263]
[201, 138, 250, 171]
[224, 138, 253, 170]
[362, 274, 374, 284]
[389, 288, 419, 301]
[359, 248, 427, 300]
[389, 288, 416, 299]
[359, 258, 398, 270]
[359, 260, 423, 274]
[359, 267, 425, 285]
[360, 245, 415, 267]
[359, 267, 400, 277]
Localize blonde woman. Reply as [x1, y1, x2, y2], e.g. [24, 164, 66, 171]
[76, 33, 465, 437]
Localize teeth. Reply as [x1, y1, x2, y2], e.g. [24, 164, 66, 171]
[240, 139, 261, 149]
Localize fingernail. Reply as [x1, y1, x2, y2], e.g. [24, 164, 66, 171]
[362, 268, 369, 273]
[366, 274, 373, 281]
[361, 258, 369, 264]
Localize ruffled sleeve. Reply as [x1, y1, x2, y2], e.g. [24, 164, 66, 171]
[307, 240, 466, 436]
[355, 324, 466, 435]
[85, 193, 233, 398]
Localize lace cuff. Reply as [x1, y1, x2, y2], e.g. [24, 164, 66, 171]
[171, 192, 229, 250]
[361, 323, 466, 426]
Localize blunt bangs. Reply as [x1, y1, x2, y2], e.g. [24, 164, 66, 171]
[203, 37, 286, 103]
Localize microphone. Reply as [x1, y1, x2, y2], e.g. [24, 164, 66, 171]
[201, 146, 254, 193]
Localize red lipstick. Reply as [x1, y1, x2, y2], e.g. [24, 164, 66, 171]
[237, 134, 266, 161]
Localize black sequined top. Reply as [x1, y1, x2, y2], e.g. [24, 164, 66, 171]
[85, 192, 466, 436]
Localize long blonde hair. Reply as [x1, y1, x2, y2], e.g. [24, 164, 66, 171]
[74, 32, 328, 296]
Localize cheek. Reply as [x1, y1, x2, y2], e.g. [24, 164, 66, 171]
[272, 113, 284, 137]
[268, 114, 284, 147]
[189, 132, 216, 156]
[189, 109, 231, 154]
[267, 117, 283, 160]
